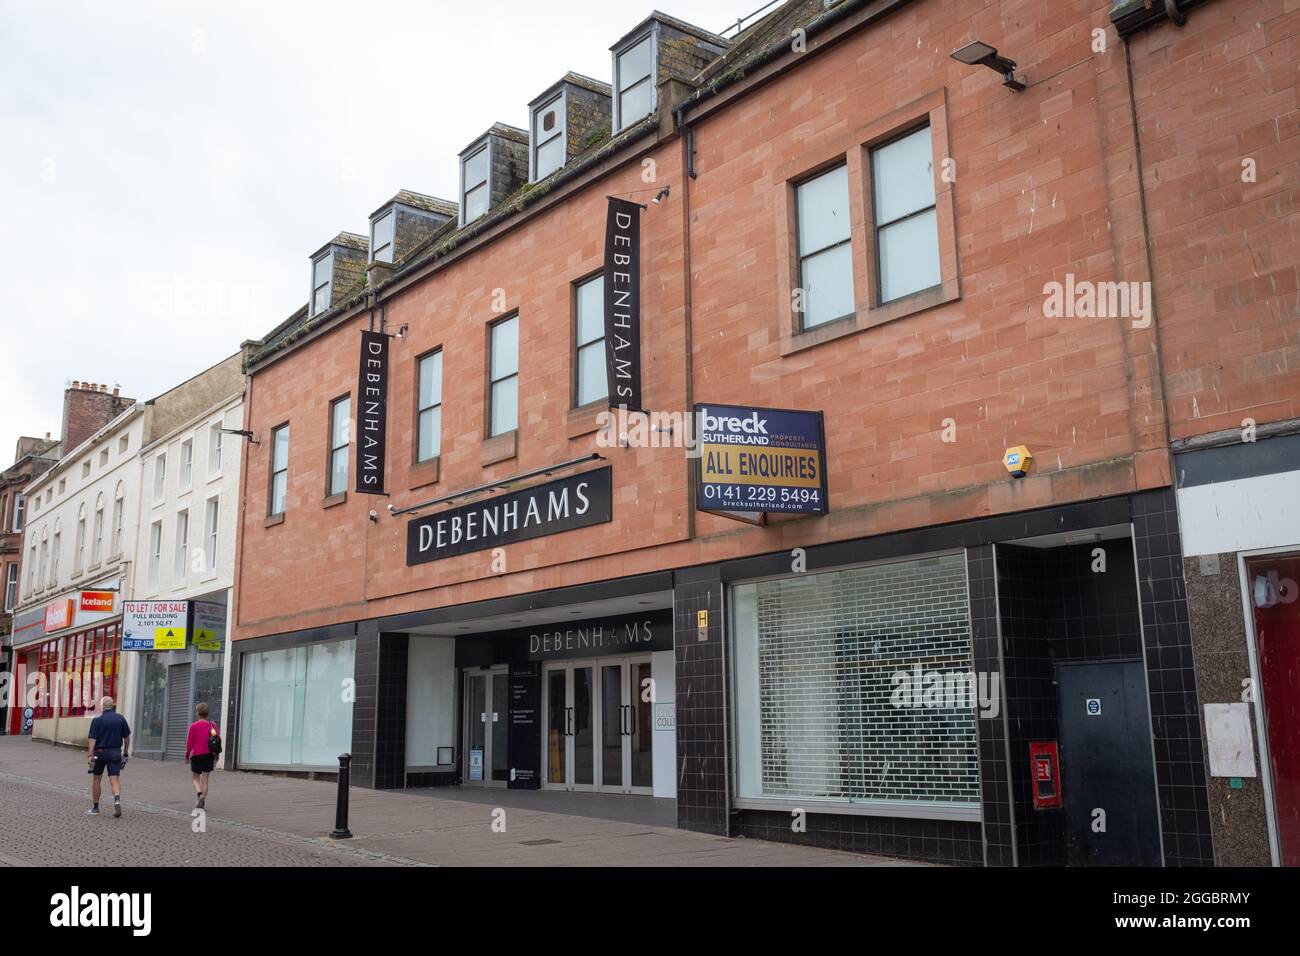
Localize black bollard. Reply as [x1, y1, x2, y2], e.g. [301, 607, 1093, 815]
[330, 752, 353, 839]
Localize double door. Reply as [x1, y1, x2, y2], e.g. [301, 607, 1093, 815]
[544, 657, 652, 794]
[464, 667, 510, 787]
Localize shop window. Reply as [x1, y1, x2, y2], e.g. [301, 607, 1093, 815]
[488, 315, 519, 437]
[796, 164, 855, 329]
[238, 639, 355, 768]
[871, 124, 940, 303]
[416, 350, 443, 463]
[58, 624, 120, 718]
[732, 552, 979, 813]
[574, 274, 607, 407]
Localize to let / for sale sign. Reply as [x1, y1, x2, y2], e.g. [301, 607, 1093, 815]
[122, 601, 189, 651]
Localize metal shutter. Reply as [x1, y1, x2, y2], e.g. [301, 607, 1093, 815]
[165, 663, 192, 759]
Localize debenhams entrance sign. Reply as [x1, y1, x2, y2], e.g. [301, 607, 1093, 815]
[406, 467, 612, 565]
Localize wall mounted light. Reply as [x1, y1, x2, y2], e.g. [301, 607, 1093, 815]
[651, 186, 671, 205]
[951, 41, 1026, 91]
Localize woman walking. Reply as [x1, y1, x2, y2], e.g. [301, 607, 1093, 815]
[184, 702, 219, 809]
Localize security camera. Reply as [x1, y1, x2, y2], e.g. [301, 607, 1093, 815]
[368, 510, 378, 523]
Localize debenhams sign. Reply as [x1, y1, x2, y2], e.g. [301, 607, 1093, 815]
[407, 467, 612, 565]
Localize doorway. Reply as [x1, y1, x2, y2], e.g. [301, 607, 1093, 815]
[1056, 661, 1162, 866]
[463, 666, 509, 787]
[544, 656, 651, 793]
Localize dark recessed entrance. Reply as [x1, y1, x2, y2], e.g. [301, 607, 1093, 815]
[996, 529, 1162, 866]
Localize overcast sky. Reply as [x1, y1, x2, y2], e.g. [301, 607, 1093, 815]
[0, 0, 750, 462]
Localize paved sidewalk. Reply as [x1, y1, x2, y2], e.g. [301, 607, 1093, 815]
[0, 737, 904, 867]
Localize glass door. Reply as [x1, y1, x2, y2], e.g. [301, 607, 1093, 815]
[542, 663, 594, 791]
[463, 667, 508, 787]
[595, 657, 654, 795]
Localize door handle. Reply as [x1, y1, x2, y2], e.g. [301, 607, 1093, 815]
[623, 704, 630, 736]
[566, 706, 573, 736]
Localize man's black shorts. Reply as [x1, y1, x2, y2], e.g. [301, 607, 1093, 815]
[91, 748, 123, 777]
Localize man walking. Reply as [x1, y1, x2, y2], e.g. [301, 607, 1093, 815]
[86, 696, 131, 817]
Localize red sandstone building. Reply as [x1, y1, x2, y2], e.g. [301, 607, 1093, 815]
[228, 0, 1300, 866]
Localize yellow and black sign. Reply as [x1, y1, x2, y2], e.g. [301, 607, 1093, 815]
[695, 403, 828, 518]
[154, 628, 187, 651]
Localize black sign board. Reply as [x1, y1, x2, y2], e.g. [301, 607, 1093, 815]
[523, 610, 671, 662]
[507, 663, 540, 790]
[604, 197, 642, 411]
[355, 330, 389, 495]
[407, 467, 613, 565]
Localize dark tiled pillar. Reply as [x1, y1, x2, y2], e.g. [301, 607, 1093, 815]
[350, 625, 408, 790]
[674, 565, 730, 835]
[968, 545, 1016, 866]
[1132, 488, 1215, 866]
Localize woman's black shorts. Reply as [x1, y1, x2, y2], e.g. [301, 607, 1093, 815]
[190, 753, 215, 774]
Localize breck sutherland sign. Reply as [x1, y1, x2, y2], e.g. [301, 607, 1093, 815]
[356, 329, 389, 495]
[407, 467, 613, 565]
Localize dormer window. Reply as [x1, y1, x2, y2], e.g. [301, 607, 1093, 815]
[370, 210, 395, 264]
[461, 146, 490, 225]
[311, 252, 333, 316]
[532, 95, 565, 181]
[615, 33, 654, 131]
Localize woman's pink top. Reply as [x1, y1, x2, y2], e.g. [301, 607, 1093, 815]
[185, 720, 217, 759]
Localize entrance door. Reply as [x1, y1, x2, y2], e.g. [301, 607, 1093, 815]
[464, 668, 509, 787]
[598, 658, 654, 794]
[1056, 661, 1162, 865]
[543, 663, 594, 791]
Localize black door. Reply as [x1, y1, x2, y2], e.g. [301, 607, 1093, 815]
[1056, 661, 1162, 866]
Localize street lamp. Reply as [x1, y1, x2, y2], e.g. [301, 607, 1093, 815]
[951, 41, 1026, 91]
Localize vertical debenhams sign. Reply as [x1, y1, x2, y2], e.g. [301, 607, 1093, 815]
[356, 329, 388, 495]
[604, 197, 642, 411]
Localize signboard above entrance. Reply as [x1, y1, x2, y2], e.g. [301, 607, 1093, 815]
[694, 403, 828, 521]
[406, 467, 613, 566]
[122, 601, 188, 652]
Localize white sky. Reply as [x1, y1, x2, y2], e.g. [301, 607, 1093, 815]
[0, 0, 751, 462]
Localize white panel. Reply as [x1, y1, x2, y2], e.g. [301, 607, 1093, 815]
[1176, 470, 1300, 556]
[1204, 703, 1256, 777]
[651, 649, 676, 798]
[406, 638, 456, 768]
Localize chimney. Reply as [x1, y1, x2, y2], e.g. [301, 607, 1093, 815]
[61, 380, 135, 454]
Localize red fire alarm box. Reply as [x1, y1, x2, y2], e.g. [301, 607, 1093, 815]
[1029, 741, 1061, 809]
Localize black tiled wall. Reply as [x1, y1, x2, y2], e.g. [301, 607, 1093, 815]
[1132, 488, 1215, 866]
[351, 627, 409, 790]
[673, 565, 731, 836]
[735, 810, 983, 865]
[968, 545, 1015, 867]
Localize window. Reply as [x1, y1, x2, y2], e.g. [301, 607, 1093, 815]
[615, 33, 654, 130]
[27, 544, 36, 596]
[57, 479, 65, 496]
[99, 448, 109, 466]
[147, 521, 162, 590]
[461, 146, 489, 225]
[371, 210, 395, 264]
[4, 564, 16, 611]
[111, 484, 124, 557]
[871, 125, 940, 303]
[732, 553, 978, 811]
[12, 493, 23, 532]
[575, 274, 607, 406]
[180, 438, 193, 488]
[118, 435, 129, 454]
[59, 624, 121, 718]
[488, 315, 519, 437]
[416, 350, 443, 462]
[208, 422, 223, 476]
[328, 397, 350, 496]
[238, 639, 355, 767]
[205, 497, 220, 572]
[153, 454, 167, 501]
[532, 95, 566, 181]
[49, 529, 60, 588]
[269, 425, 290, 516]
[796, 164, 855, 329]
[92, 495, 104, 565]
[81, 460, 90, 478]
[311, 252, 333, 316]
[175, 509, 189, 580]
[73, 505, 86, 573]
